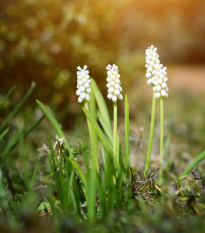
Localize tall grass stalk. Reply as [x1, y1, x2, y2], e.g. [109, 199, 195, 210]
[144, 92, 156, 175]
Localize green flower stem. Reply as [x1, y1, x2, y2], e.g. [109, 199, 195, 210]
[125, 95, 130, 175]
[144, 92, 156, 176]
[84, 99, 98, 222]
[113, 101, 118, 162]
[84, 101, 99, 173]
[159, 97, 164, 185]
[181, 150, 205, 177]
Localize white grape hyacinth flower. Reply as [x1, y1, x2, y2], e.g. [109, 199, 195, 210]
[106, 64, 123, 102]
[145, 45, 169, 99]
[145, 45, 160, 85]
[76, 65, 91, 103]
[152, 63, 169, 98]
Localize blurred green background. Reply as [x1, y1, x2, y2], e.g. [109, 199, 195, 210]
[0, 0, 205, 164]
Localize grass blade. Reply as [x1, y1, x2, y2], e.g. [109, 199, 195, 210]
[0, 82, 35, 133]
[83, 107, 127, 182]
[1, 129, 22, 163]
[0, 115, 45, 163]
[181, 150, 205, 177]
[36, 100, 71, 153]
[96, 173, 107, 217]
[29, 160, 40, 191]
[97, 112, 113, 145]
[79, 142, 89, 173]
[91, 79, 111, 131]
[0, 127, 10, 142]
[144, 92, 156, 176]
[86, 88, 98, 222]
[47, 145, 64, 209]
[65, 158, 78, 215]
[0, 86, 16, 111]
[69, 158, 87, 187]
[164, 136, 171, 171]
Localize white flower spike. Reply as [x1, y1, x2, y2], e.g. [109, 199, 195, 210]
[145, 45, 169, 99]
[106, 64, 123, 102]
[76, 65, 91, 103]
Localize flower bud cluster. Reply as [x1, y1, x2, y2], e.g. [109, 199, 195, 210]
[145, 45, 169, 98]
[76, 65, 91, 103]
[106, 64, 123, 102]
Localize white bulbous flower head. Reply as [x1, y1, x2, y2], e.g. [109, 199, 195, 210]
[106, 64, 123, 102]
[145, 45, 169, 99]
[76, 65, 91, 103]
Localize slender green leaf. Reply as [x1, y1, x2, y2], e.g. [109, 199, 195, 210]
[164, 136, 171, 170]
[79, 143, 89, 173]
[83, 108, 112, 156]
[0, 86, 16, 111]
[144, 92, 156, 175]
[91, 79, 111, 131]
[0, 115, 45, 163]
[181, 150, 205, 177]
[0, 127, 10, 142]
[36, 100, 71, 153]
[36, 100, 64, 137]
[100, 146, 108, 176]
[0, 82, 35, 133]
[96, 173, 106, 216]
[98, 112, 113, 145]
[83, 107, 127, 182]
[49, 138, 70, 210]
[100, 145, 113, 214]
[0, 129, 22, 163]
[87, 169, 96, 222]
[69, 158, 87, 187]
[47, 147, 64, 209]
[47, 196, 58, 216]
[85, 89, 99, 173]
[65, 158, 78, 215]
[72, 172, 84, 218]
[86, 89, 98, 222]
[24, 160, 40, 204]
[29, 160, 40, 191]
[38, 202, 51, 212]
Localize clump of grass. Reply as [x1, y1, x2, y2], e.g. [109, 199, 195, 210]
[37, 74, 130, 221]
